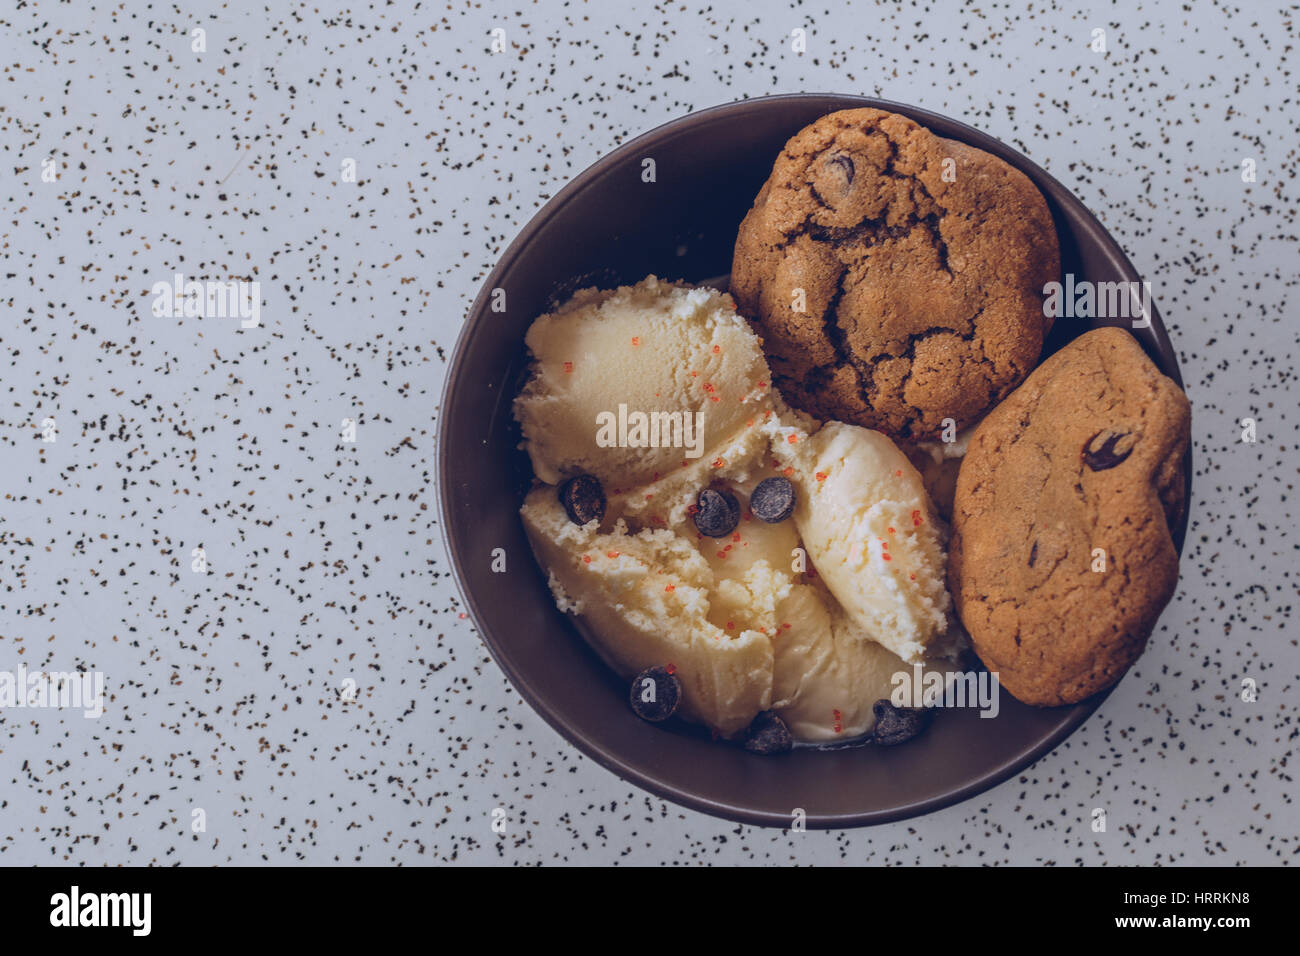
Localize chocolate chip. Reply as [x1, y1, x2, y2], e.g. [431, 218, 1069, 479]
[1028, 540, 1038, 567]
[1083, 429, 1135, 471]
[742, 710, 794, 755]
[870, 699, 931, 746]
[750, 476, 795, 523]
[558, 474, 605, 525]
[692, 487, 740, 538]
[629, 666, 681, 722]
[828, 153, 855, 185]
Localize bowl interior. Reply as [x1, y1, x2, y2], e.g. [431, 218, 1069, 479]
[439, 94, 1187, 827]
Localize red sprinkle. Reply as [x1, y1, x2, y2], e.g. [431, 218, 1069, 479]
[582, 555, 592, 564]
[666, 662, 677, 675]
[665, 584, 676, 592]
[912, 509, 923, 527]
[713, 344, 721, 353]
[816, 471, 827, 482]
[631, 336, 640, 347]
[563, 361, 574, 374]
[607, 550, 620, 559]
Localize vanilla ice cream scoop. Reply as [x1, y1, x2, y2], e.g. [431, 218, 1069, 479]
[786, 422, 953, 664]
[521, 487, 774, 737]
[514, 276, 774, 490]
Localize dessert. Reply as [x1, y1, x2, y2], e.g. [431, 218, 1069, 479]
[505, 107, 1190, 758]
[905, 422, 978, 521]
[787, 421, 959, 665]
[515, 276, 958, 742]
[947, 327, 1191, 706]
[731, 107, 1059, 441]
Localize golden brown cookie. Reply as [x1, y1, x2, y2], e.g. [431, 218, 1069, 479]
[731, 108, 1059, 440]
[948, 327, 1191, 706]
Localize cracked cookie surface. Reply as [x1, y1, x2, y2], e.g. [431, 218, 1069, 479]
[731, 108, 1060, 440]
[947, 327, 1191, 706]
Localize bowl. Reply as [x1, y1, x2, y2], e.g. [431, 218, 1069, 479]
[437, 93, 1189, 828]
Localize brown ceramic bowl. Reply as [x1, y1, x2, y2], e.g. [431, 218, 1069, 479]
[437, 94, 1189, 828]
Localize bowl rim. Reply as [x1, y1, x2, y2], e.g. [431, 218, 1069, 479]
[437, 92, 1189, 828]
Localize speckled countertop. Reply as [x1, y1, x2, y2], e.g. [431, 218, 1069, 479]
[1, 1, 1294, 865]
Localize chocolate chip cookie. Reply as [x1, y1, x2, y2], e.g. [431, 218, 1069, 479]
[731, 108, 1060, 440]
[947, 327, 1191, 706]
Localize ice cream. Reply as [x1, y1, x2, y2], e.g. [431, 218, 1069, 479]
[515, 276, 961, 742]
[786, 422, 958, 665]
[514, 276, 781, 528]
[905, 424, 977, 521]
